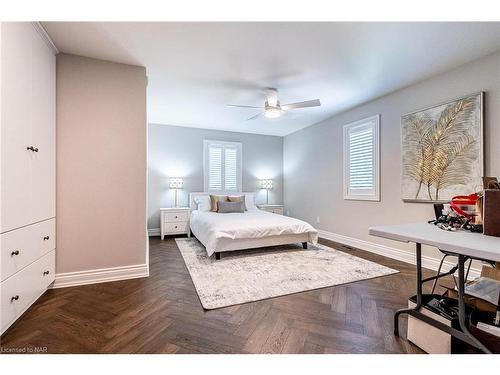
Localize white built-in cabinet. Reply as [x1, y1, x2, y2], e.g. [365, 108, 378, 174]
[1, 22, 56, 232]
[1, 22, 57, 335]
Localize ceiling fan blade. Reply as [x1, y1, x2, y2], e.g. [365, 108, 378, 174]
[227, 104, 263, 109]
[281, 99, 321, 110]
[266, 88, 278, 107]
[247, 113, 262, 121]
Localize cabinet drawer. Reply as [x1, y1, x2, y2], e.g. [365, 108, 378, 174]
[259, 207, 284, 215]
[1, 250, 55, 333]
[163, 211, 189, 223]
[1, 218, 55, 281]
[164, 221, 188, 234]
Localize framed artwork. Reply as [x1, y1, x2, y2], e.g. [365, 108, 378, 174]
[401, 92, 483, 202]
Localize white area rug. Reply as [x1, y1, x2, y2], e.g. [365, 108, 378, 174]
[175, 238, 398, 309]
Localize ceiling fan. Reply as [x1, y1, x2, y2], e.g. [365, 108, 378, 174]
[228, 88, 321, 120]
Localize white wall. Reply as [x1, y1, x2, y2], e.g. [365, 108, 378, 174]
[284, 51, 500, 262]
[148, 124, 283, 230]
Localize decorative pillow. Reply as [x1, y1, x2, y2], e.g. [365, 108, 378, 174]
[217, 201, 245, 213]
[244, 193, 257, 210]
[227, 195, 247, 211]
[209, 195, 227, 212]
[194, 195, 211, 212]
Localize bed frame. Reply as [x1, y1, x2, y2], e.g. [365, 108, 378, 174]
[189, 192, 310, 259]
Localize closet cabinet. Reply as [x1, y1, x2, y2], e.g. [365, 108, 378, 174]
[1, 22, 56, 233]
[30, 25, 56, 225]
[1, 22, 56, 335]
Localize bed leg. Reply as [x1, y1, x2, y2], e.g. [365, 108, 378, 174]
[302, 242, 308, 249]
[215, 252, 221, 260]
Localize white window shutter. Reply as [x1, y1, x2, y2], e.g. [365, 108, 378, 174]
[204, 140, 242, 192]
[208, 145, 223, 191]
[343, 115, 380, 201]
[224, 147, 238, 191]
[349, 127, 374, 189]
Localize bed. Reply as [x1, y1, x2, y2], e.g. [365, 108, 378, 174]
[189, 192, 318, 259]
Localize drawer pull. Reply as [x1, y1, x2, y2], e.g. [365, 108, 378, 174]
[11, 295, 19, 302]
[175, 215, 178, 219]
[43, 236, 50, 241]
[43, 270, 50, 276]
[174, 226, 178, 229]
[27, 146, 39, 152]
[11, 250, 20, 256]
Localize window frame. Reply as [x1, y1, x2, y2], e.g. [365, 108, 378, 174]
[343, 114, 380, 201]
[203, 139, 242, 193]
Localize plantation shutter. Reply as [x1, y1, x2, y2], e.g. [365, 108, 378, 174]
[349, 126, 374, 189]
[204, 140, 242, 192]
[224, 146, 238, 191]
[207, 145, 223, 191]
[343, 115, 380, 201]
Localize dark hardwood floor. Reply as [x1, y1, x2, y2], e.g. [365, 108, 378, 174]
[0, 236, 452, 354]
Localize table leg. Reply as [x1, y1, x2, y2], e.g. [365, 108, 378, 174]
[394, 243, 423, 336]
[457, 255, 491, 354]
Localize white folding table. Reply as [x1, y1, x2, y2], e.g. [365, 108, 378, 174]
[369, 222, 500, 354]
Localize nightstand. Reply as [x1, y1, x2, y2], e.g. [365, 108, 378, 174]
[160, 207, 191, 240]
[257, 204, 284, 215]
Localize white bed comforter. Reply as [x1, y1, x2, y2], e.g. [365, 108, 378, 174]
[190, 209, 318, 256]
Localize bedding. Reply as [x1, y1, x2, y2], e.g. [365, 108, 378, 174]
[194, 195, 211, 212]
[209, 194, 227, 212]
[227, 195, 247, 210]
[217, 201, 245, 213]
[244, 194, 257, 210]
[190, 208, 318, 256]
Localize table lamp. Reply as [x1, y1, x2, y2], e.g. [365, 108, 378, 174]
[260, 179, 273, 205]
[169, 177, 183, 207]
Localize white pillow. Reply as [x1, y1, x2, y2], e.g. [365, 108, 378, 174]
[194, 195, 211, 212]
[244, 193, 257, 210]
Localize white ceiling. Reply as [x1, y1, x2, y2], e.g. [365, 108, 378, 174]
[43, 22, 500, 136]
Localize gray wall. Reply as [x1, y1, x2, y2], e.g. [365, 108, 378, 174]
[148, 124, 283, 230]
[57, 54, 147, 273]
[284, 51, 500, 260]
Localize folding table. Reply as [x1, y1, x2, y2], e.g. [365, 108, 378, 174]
[369, 222, 500, 354]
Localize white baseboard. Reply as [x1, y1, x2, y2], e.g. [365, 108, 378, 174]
[148, 228, 160, 236]
[52, 263, 149, 289]
[317, 229, 481, 280]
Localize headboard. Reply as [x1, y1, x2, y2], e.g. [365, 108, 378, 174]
[189, 192, 255, 210]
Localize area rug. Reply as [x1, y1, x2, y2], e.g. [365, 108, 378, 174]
[175, 238, 398, 309]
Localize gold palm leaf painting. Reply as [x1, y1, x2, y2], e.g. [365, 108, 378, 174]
[401, 93, 483, 202]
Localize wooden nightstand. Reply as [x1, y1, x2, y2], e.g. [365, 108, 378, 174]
[160, 207, 191, 240]
[257, 204, 284, 215]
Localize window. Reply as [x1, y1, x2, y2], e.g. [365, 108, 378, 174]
[204, 140, 242, 192]
[343, 114, 380, 201]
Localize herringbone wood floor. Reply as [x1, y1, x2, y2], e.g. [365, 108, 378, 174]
[1, 237, 451, 353]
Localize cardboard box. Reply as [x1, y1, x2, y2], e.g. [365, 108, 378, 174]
[481, 264, 500, 281]
[483, 189, 500, 237]
[444, 289, 497, 313]
[442, 265, 500, 313]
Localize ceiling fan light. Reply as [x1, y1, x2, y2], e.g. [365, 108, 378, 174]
[264, 107, 281, 118]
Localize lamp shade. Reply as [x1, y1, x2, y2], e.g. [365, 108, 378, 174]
[260, 179, 273, 189]
[169, 177, 183, 189]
